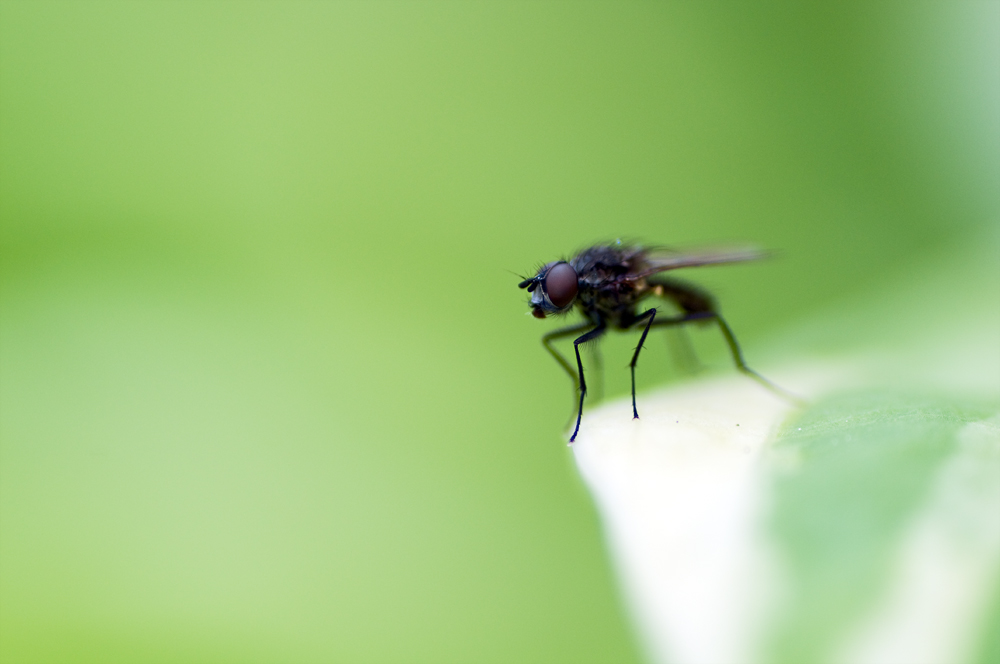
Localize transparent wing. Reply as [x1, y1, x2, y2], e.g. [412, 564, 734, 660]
[626, 245, 766, 280]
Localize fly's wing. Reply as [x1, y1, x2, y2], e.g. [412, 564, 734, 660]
[625, 245, 766, 281]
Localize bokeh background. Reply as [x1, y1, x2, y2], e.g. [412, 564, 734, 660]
[1, 3, 997, 662]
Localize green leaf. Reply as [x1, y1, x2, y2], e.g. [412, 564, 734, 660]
[767, 394, 999, 664]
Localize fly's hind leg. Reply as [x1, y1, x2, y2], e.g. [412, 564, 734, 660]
[649, 277, 713, 374]
[665, 325, 702, 376]
[649, 277, 804, 405]
[708, 313, 804, 404]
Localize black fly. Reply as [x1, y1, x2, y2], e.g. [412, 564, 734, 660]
[518, 242, 796, 443]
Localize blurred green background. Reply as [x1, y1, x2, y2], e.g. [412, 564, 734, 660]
[1, 2, 996, 662]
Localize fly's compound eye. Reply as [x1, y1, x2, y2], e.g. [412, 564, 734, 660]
[544, 262, 578, 308]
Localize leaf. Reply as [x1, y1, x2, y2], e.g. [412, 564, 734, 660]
[765, 393, 999, 664]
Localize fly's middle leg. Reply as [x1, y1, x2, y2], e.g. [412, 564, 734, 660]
[627, 308, 657, 419]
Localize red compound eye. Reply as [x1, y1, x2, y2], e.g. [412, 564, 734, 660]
[545, 263, 578, 308]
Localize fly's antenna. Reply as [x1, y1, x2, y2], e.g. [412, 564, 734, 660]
[508, 268, 540, 291]
[517, 274, 541, 291]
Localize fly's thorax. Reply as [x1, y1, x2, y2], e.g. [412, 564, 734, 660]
[584, 276, 647, 321]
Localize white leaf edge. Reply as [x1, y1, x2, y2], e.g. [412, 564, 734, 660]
[572, 366, 1000, 664]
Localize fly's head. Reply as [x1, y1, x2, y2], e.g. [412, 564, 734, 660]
[518, 261, 579, 319]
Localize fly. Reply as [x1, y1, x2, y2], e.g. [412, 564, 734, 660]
[518, 242, 798, 442]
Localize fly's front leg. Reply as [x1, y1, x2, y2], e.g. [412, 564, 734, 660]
[570, 323, 606, 443]
[627, 308, 657, 419]
[542, 322, 592, 400]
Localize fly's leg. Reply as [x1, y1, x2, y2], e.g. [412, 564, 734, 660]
[709, 313, 805, 405]
[665, 326, 701, 376]
[570, 323, 607, 443]
[646, 311, 804, 405]
[648, 277, 803, 404]
[627, 308, 657, 419]
[542, 322, 593, 403]
[589, 342, 605, 403]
